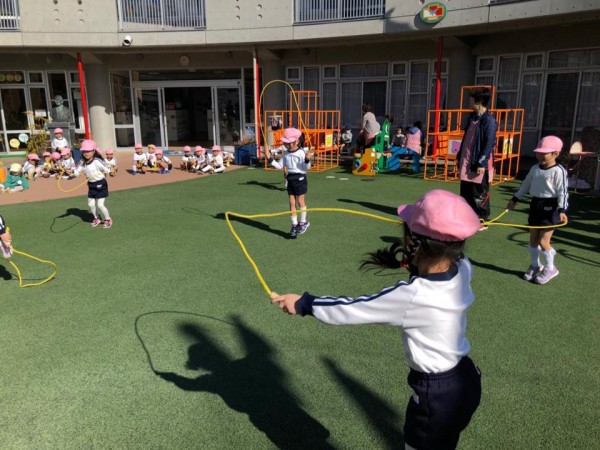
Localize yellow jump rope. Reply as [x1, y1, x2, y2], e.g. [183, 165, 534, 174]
[225, 208, 567, 298]
[2, 228, 57, 288]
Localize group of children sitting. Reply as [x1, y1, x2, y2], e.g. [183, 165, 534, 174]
[177, 145, 232, 175]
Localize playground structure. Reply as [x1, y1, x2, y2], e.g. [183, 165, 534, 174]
[423, 85, 525, 185]
[263, 90, 340, 172]
[351, 119, 392, 176]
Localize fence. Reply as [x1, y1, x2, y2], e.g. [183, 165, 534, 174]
[117, 0, 205, 31]
[0, 0, 19, 30]
[295, 0, 385, 24]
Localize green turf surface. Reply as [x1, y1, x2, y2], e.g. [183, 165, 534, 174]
[1, 167, 598, 449]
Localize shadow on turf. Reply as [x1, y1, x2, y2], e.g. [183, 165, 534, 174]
[323, 358, 404, 449]
[154, 316, 334, 449]
[337, 198, 398, 217]
[240, 180, 286, 191]
[51, 208, 94, 233]
[468, 257, 523, 278]
[213, 213, 290, 239]
[0, 264, 13, 280]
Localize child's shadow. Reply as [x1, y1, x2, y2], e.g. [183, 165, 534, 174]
[157, 318, 333, 449]
[214, 213, 291, 239]
[0, 263, 13, 280]
[240, 180, 286, 191]
[51, 208, 93, 233]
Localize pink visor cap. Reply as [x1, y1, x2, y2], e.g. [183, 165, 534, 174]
[533, 135, 563, 154]
[80, 140, 97, 152]
[397, 190, 481, 242]
[54, 128, 63, 134]
[281, 127, 302, 143]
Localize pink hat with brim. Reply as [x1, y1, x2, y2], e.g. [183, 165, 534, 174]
[212, 145, 221, 152]
[43, 152, 51, 157]
[281, 127, 302, 143]
[533, 135, 563, 154]
[28, 153, 40, 161]
[134, 143, 143, 149]
[80, 139, 97, 152]
[155, 148, 163, 155]
[397, 190, 480, 242]
[54, 128, 63, 134]
[60, 148, 70, 156]
[194, 146, 203, 153]
[51, 152, 61, 160]
[184, 146, 191, 152]
[105, 149, 114, 155]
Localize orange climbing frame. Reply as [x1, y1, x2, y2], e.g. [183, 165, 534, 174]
[423, 85, 524, 185]
[264, 90, 340, 172]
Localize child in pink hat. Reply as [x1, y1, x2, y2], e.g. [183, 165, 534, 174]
[271, 189, 482, 449]
[507, 135, 568, 284]
[73, 140, 113, 229]
[200, 145, 225, 174]
[51, 127, 68, 152]
[180, 146, 195, 172]
[23, 153, 42, 180]
[59, 148, 75, 178]
[265, 127, 312, 239]
[193, 146, 207, 172]
[104, 148, 118, 177]
[132, 143, 148, 175]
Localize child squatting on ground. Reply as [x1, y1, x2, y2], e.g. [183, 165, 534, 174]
[271, 190, 482, 450]
[506, 135, 569, 284]
[265, 127, 312, 239]
[73, 140, 113, 229]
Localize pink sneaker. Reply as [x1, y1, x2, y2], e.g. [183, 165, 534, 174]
[103, 219, 113, 229]
[91, 218, 102, 227]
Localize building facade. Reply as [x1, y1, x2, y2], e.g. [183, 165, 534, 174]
[0, 0, 599, 154]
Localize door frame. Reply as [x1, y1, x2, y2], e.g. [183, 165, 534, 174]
[131, 79, 242, 148]
[540, 70, 581, 144]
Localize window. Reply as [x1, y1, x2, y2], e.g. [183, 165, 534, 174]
[576, 72, 600, 129]
[548, 49, 600, 68]
[286, 67, 300, 80]
[322, 82, 337, 111]
[392, 63, 406, 76]
[520, 73, 542, 127]
[478, 57, 495, 72]
[496, 56, 521, 108]
[525, 54, 543, 70]
[29, 72, 44, 84]
[340, 63, 388, 78]
[389, 79, 407, 127]
[408, 62, 429, 125]
[323, 66, 337, 79]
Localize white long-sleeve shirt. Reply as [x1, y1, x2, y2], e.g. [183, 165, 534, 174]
[295, 257, 475, 373]
[270, 148, 311, 173]
[512, 163, 569, 212]
[73, 158, 110, 182]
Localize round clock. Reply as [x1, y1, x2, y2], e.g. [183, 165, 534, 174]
[179, 55, 190, 67]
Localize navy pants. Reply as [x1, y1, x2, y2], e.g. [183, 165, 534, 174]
[404, 357, 481, 450]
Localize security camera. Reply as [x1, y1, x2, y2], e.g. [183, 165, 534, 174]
[122, 35, 133, 47]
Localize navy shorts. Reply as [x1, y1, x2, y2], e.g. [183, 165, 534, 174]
[88, 179, 109, 199]
[404, 357, 481, 450]
[528, 197, 559, 226]
[286, 172, 308, 196]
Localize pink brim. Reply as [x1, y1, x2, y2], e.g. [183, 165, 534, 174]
[397, 204, 412, 221]
[533, 148, 559, 153]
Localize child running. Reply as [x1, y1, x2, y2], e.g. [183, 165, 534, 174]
[73, 140, 113, 229]
[271, 189, 482, 449]
[265, 127, 312, 239]
[506, 135, 568, 284]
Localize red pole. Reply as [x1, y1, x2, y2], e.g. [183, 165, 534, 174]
[253, 48, 261, 158]
[77, 52, 91, 139]
[433, 37, 443, 156]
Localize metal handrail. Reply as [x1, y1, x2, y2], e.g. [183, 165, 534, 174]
[117, 0, 206, 31]
[295, 0, 385, 25]
[0, 0, 19, 31]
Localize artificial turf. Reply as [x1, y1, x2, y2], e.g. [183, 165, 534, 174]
[0, 165, 598, 449]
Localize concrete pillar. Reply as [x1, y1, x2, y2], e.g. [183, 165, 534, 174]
[85, 64, 116, 150]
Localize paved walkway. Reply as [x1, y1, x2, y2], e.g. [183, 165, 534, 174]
[0, 155, 244, 206]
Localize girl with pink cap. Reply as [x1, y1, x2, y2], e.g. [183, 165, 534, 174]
[507, 135, 569, 284]
[265, 127, 312, 239]
[50, 127, 68, 152]
[180, 146, 195, 172]
[59, 148, 76, 178]
[73, 140, 113, 229]
[193, 146, 208, 172]
[132, 143, 148, 175]
[104, 149, 118, 177]
[271, 190, 482, 449]
[200, 145, 225, 174]
[22, 153, 42, 180]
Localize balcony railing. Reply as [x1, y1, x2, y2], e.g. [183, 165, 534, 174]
[0, 0, 19, 31]
[117, 0, 205, 31]
[295, 0, 385, 24]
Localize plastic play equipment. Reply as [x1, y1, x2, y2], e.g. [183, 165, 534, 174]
[263, 90, 340, 172]
[423, 85, 524, 185]
[352, 118, 395, 177]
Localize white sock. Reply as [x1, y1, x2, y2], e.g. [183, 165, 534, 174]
[542, 248, 556, 270]
[299, 208, 307, 223]
[97, 199, 110, 221]
[88, 198, 97, 218]
[291, 216, 298, 226]
[528, 245, 541, 267]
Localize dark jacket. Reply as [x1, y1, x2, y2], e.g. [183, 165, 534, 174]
[457, 110, 498, 172]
